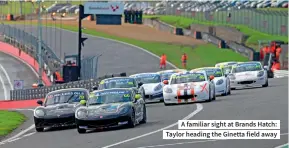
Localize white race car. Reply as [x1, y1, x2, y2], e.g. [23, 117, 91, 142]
[162, 71, 216, 106]
[157, 69, 187, 81]
[191, 67, 231, 96]
[130, 73, 163, 102]
[229, 61, 268, 90]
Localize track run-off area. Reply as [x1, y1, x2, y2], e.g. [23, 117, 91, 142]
[0, 26, 288, 148]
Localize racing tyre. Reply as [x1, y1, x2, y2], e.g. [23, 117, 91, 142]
[262, 79, 268, 87]
[231, 88, 236, 90]
[206, 88, 212, 102]
[77, 127, 86, 134]
[164, 102, 172, 106]
[227, 84, 231, 95]
[212, 88, 216, 100]
[127, 110, 136, 128]
[140, 105, 147, 124]
[35, 127, 44, 132]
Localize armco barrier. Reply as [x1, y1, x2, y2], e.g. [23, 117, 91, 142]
[10, 72, 127, 101]
[226, 41, 257, 61]
[201, 32, 226, 48]
[143, 18, 175, 34]
[0, 41, 52, 86]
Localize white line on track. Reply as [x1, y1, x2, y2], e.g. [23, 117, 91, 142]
[274, 142, 289, 148]
[0, 64, 13, 90]
[0, 70, 8, 100]
[102, 103, 203, 148]
[0, 109, 35, 145]
[135, 133, 289, 148]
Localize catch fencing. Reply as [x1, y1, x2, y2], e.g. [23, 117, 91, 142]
[165, 7, 288, 37]
[0, 24, 100, 82]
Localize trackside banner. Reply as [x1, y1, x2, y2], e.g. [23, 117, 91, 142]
[84, 2, 124, 15]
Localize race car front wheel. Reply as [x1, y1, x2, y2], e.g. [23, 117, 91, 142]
[140, 105, 147, 124]
[262, 79, 269, 87]
[127, 110, 136, 128]
[35, 127, 44, 132]
[77, 126, 86, 134]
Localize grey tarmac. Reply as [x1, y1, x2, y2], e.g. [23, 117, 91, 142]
[12, 25, 174, 76]
[1, 78, 287, 148]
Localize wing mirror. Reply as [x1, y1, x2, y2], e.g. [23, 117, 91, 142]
[138, 82, 143, 88]
[135, 94, 141, 100]
[92, 86, 98, 90]
[80, 100, 87, 105]
[37, 100, 43, 106]
[263, 66, 268, 70]
[209, 75, 214, 81]
[163, 80, 169, 85]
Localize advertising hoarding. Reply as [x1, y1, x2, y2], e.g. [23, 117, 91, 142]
[84, 2, 124, 15]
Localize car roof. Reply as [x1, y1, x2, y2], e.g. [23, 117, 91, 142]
[157, 69, 186, 73]
[172, 70, 206, 76]
[102, 77, 134, 81]
[91, 88, 133, 93]
[192, 67, 220, 71]
[130, 72, 159, 77]
[47, 88, 88, 95]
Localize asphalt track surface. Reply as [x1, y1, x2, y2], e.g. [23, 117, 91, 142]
[12, 24, 174, 76]
[0, 52, 37, 100]
[1, 78, 288, 148]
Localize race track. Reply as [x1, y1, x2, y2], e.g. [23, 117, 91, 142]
[1, 78, 287, 148]
[0, 52, 37, 100]
[2, 24, 287, 148]
[13, 25, 174, 76]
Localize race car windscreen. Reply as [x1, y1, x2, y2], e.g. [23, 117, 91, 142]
[45, 91, 87, 106]
[232, 63, 262, 73]
[161, 72, 175, 81]
[170, 73, 206, 84]
[98, 78, 137, 89]
[204, 68, 223, 77]
[134, 74, 161, 84]
[87, 90, 132, 105]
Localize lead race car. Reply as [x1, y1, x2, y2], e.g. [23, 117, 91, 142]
[163, 71, 216, 106]
[229, 61, 268, 90]
[191, 67, 231, 96]
[157, 69, 187, 81]
[33, 88, 89, 132]
[75, 88, 146, 133]
[129, 73, 163, 102]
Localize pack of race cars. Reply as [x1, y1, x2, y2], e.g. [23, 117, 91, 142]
[33, 61, 269, 133]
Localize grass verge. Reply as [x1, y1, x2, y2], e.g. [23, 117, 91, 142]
[143, 15, 288, 50]
[3, 21, 248, 69]
[0, 110, 26, 137]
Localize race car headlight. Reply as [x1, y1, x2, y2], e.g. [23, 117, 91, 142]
[34, 109, 46, 118]
[118, 106, 129, 115]
[257, 71, 264, 77]
[229, 75, 236, 80]
[76, 109, 88, 119]
[164, 87, 172, 93]
[154, 84, 162, 91]
[216, 79, 224, 85]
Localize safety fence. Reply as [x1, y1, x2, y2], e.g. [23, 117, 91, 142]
[165, 7, 288, 37]
[0, 24, 100, 83]
[0, 23, 61, 83]
[10, 72, 127, 101]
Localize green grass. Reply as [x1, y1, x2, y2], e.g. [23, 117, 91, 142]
[0, 110, 26, 136]
[3, 21, 248, 69]
[144, 15, 288, 50]
[258, 8, 288, 11]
